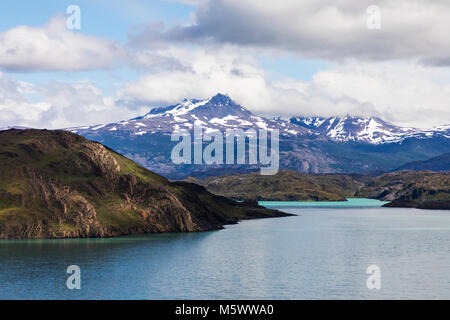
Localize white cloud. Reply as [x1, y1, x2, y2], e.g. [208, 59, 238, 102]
[2, 51, 442, 129]
[304, 63, 450, 127]
[0, 72, 148, 129]
[141, 0, 450, 65]
[2, 6, 450, 130]
[118, 1, 450, 128]
[120, 46, 266, 104]
[119, 47, 450, 128]
[0, 16, 124, 72]
[0, 72, 51, 127]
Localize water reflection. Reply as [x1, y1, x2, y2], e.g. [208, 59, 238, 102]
[0, 205, 449, 299]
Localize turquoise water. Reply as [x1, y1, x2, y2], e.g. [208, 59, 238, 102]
[259, 198, 389, 208]
[0, 200, 449, 299]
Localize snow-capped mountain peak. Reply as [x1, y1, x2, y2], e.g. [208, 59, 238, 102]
[67, 93, 310, 138]
[291, 116, 328, 129]
[155, 98, 210, 117]
[289, 116, 450, 144]
[140, 93, 248, 120]
[65, 94, 449, 145]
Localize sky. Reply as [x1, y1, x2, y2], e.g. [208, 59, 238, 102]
[1, 0, 450, 129]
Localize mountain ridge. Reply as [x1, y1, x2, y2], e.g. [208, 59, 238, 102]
[289, 116, 450, 144]
[395, 153, 450, 172]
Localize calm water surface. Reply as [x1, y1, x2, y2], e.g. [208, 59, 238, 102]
[0, 199, 449, 299]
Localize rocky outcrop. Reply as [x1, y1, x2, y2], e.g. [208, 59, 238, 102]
[418, 200, 450, 210]
[383, 199, 450, 210]
[358, 171, 450, 210]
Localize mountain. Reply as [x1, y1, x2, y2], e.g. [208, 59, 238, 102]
[395, 153, 450, 172]
[0, 129, 289, 239]
[69, 93, 311, 139]
[67, 93, 333, 178]
[289, 116, 450, 144]
[141, 93, 256, 120]
[64, 94, 450, 178]
[186, 170, 366, 201]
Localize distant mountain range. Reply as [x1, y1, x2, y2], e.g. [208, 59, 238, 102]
[4, 93, 449, 178]
[67, 93, 450, 145]
[69, 94, 309, 139]
[396, 153, 450, 171]
[289, 116, 450, 144]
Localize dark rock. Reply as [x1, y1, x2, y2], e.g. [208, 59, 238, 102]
[383, 199, 419, 208]
[418, 200, 450, 210]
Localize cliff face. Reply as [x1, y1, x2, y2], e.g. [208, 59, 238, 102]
[0, 129, 289, 239]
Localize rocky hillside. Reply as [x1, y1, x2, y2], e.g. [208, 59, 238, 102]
[186, 170, 366, 201]
[0, 129, 289, 239]
[356, 171, 450, 209]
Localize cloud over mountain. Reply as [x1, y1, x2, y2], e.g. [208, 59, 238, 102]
[142, 0, 450, 65]
[1, 2, 450, 129]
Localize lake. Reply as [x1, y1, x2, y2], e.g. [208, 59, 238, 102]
[0, 199, 449, 299]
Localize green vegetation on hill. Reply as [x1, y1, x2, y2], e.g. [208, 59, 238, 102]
[0, 129, 289, 239]
[186, 170, 365, 201]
